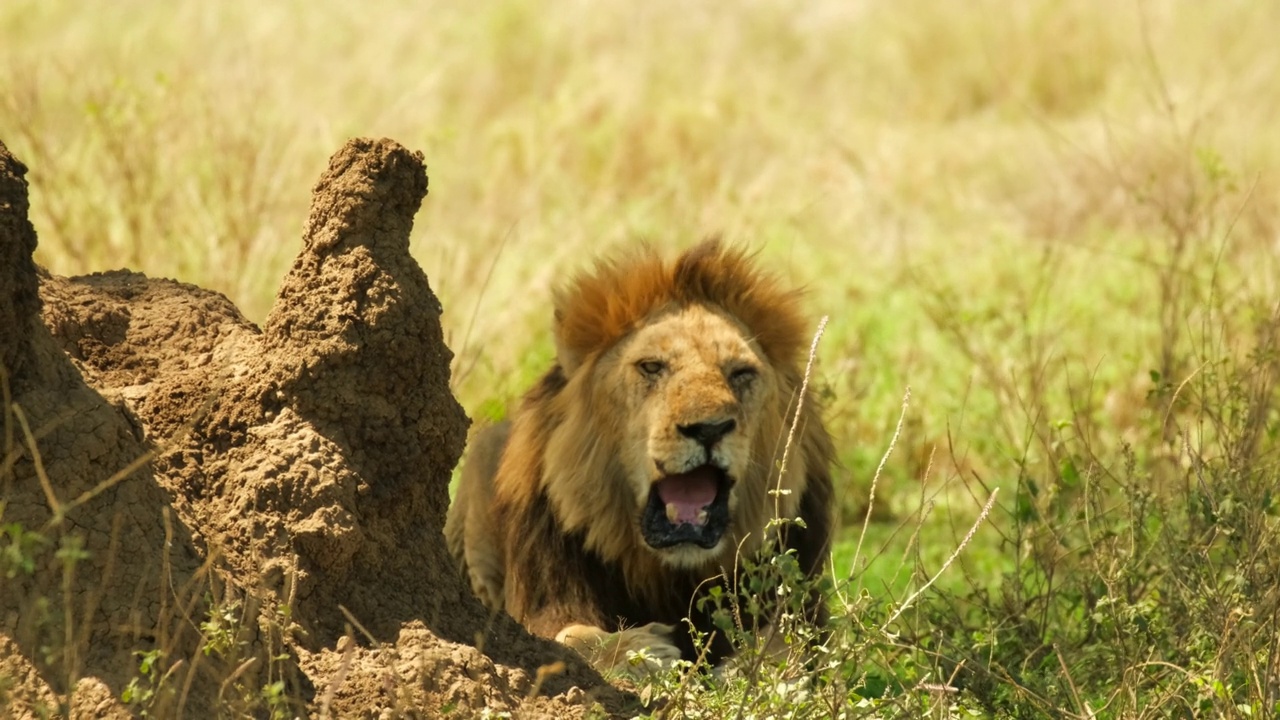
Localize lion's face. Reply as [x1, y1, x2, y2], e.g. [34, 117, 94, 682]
[597, 304, 779, 568]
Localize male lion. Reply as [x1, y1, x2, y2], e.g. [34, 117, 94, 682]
[445, 240, 834, 674]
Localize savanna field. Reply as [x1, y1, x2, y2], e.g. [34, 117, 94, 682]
[3, 1, 1280, 717]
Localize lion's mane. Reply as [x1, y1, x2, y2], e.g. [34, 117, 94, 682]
[451, 239, 835, 664]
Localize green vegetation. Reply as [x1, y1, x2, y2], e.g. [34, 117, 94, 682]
[4, 0, 1279, 716]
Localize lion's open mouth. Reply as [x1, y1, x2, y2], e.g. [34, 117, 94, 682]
[640, 464, 731, 550]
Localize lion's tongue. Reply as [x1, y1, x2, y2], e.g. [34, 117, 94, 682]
[657, 467, 718, 526]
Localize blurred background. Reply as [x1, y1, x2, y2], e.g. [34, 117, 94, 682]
[5, 0, 1280, 655]
[7, 2, 1280, 713]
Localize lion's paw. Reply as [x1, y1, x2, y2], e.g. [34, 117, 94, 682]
[615, 623, 680, 658]
[615, 622, 682, 673]
[556, 622, 683, 677]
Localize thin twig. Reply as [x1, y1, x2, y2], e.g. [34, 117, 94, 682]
[54, 449, 158, 529]
[452, 222, 515, 390]
[318, 632, 357, 720]
[1160, 360, 1208, 437]
[217, 658, 259, 703]
[1056, 644, 1090, 718]
[11, 404, 61, 516]
[851, 387, 911, 582]
[772, 315, 829, 519]
[338, 604, 378, 646]
[882, 487, 999, 630]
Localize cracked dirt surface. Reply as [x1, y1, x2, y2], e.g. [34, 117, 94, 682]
[1, 137, 630, 718]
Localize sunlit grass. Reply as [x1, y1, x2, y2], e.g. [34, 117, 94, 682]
[5, 4, 1278, 443]
[4, 0, 1280, 715]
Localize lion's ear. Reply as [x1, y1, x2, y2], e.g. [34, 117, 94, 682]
[553, 308, 585, 375]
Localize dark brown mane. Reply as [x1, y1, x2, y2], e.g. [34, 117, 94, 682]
[453, 238, 836, 671]
[553, 239, 810, 370]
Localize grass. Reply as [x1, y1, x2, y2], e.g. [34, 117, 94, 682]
[4, 0, 1280, 716]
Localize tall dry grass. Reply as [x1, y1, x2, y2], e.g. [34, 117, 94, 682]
[4, 0, 1277, 445]
[5, 0, 1280, 715]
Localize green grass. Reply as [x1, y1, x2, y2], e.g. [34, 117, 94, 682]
[832, 509, 1011, 603]
[4, 0, 1280, 716]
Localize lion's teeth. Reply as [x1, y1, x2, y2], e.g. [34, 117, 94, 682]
[665, 503, 680, 523]
[697, 509, 708, 525]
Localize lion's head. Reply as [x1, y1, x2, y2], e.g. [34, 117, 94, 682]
[534, 240, 820, 575]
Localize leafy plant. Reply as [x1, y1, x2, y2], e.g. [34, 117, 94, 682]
[121, 649, 167, 716]
[0, 521, 48, 578]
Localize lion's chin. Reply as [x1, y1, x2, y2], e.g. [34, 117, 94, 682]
[639, 464, 731, 554]
[655, 542, 726, 569]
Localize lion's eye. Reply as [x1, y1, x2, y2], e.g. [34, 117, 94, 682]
[729, 366, 759, 386]
[637, 359, 667, 378]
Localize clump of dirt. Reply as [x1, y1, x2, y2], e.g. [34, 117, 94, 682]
[1, 138, 628, 718]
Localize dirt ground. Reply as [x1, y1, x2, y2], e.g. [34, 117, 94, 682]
[0, 138, 632, 718]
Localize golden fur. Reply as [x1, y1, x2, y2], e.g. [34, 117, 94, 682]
[446, 239, 835, 673]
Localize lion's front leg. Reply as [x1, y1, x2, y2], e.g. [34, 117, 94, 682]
[555, 622, 683, 676]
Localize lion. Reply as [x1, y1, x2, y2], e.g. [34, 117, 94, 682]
[444, 239, 835, 675]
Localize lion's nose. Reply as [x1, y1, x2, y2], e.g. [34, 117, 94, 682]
[678, 419, 736, 447]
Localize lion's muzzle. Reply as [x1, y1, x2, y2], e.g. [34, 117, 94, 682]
[640, 464, 731, 550]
